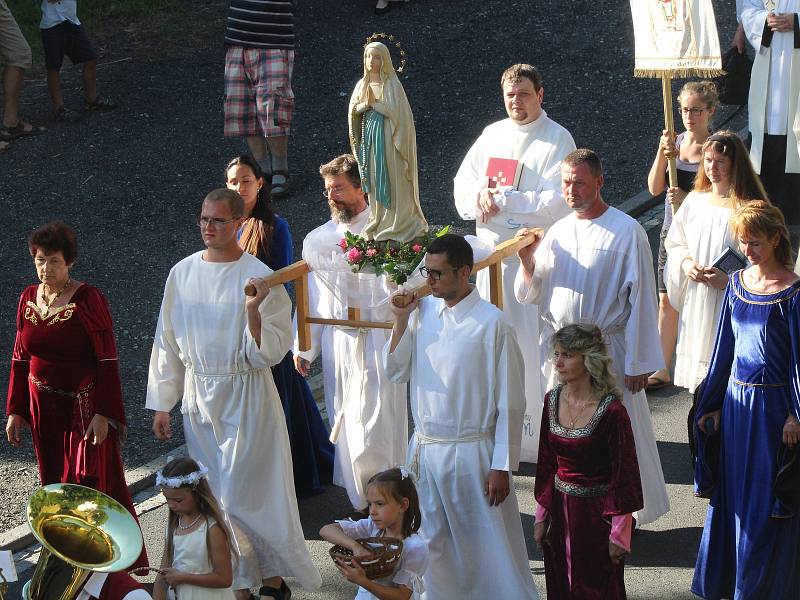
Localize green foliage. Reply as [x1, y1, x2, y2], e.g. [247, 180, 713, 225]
[340, 226, 451, 285]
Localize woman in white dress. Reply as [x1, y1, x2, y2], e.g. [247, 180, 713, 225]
[665, 131, 769, 391]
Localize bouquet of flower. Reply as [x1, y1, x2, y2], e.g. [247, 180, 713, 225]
[338, 226, 450, 285]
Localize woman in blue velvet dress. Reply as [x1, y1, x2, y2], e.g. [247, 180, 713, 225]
[693, 200, 800, 599]
[226, 154, 334, 496]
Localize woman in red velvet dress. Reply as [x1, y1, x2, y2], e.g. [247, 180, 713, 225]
[5, 221, 146, 568]
[533, 324, 643, 600]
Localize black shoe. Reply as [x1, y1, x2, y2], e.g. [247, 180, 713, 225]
[85, 96, 118, 112]
[258, 581, 291, 600]
[54, 106, 82, 123]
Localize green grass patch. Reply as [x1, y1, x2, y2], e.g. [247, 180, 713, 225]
[7, 0, 184, 66]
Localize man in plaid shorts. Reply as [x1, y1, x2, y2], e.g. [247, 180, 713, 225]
[224, 0, 294, 199]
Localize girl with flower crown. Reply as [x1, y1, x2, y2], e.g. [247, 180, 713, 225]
[321, 467, 429, 600]
[154, 457, 236, 600]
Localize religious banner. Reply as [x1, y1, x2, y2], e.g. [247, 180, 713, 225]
[630, 0, 723, 77]
[629, 0, 724, 192]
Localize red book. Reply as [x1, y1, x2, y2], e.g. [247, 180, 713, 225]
[486, 157, 523, 189]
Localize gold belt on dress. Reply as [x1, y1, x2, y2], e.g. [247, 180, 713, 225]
[554, 474, 609, 498]
[29, 374, 95, 400]
[733, 379, 786, 388]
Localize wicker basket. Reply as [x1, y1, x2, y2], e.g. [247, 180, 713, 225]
[329, 537, 403, 580]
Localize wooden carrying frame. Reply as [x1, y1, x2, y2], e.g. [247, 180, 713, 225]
[248, 234, 537, 351]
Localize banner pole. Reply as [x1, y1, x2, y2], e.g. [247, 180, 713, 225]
[661, 73, 679, 212]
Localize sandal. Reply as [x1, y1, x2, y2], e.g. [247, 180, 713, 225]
[271, 170, 290, 199]
[85, 96, 118, 112]
[0, 120, 46, 140]
[646, 375, 671, 390]
[0, 139, 11, 153]
[258, 581, 291, 600]
[54, 106, 83, 123]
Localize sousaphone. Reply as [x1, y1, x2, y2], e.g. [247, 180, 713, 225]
[23, 483, 143, 600]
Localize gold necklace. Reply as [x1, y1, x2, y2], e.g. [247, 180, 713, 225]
[563, 388, 590, 428]
[41, 278, 71, 317]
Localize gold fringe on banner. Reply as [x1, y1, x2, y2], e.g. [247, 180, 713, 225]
[633, 68, 725, 78]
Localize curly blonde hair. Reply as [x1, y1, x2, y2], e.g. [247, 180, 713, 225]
[552, 323, 619, 399]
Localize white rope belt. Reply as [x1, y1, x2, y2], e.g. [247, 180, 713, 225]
[409, 430, 492, 478]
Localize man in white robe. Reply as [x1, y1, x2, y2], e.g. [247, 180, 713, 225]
[294, 154, 407, 512]
[385, 234, 538, 599]
[739, 0, 800, 236]
[453, 63, 575, 461]
[146, 189, 321, 599]
[515, 149, 670, 525]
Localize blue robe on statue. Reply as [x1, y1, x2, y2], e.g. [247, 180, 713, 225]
[244, 216, 334, 496]
[692, 270, 800, 600]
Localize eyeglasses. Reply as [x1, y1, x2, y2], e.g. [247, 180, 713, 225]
[419, 266, 461, 281]
[323, 185, 347, 199]
[196, 216, 239, 228]
[681, 107, 707, 115]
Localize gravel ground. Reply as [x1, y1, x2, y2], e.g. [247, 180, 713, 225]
[0, 0, 739, 532]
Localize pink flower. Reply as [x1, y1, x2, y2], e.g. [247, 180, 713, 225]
[411, 244, 423, 253]
[337, 238, 348, 251]
[346, 247, 363, 263]
[388, 247, 398, 256]
[366, 248, 378, 257]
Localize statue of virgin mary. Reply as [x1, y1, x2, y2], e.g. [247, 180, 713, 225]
[348, 41, 428, 243]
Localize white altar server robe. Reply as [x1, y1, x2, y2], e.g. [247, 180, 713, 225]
[146, 251, 321, 591]
[740, 0, 800, 173]
[384, 288, 538, 600]
[454, 112, 575, 462]
[665, 192, 736, 392]
[296, 208, 407, 510]
[515, 207, 670, 525]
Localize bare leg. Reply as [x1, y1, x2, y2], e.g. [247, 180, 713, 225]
[651, 292, 678, 384]
[246, 135, 268, 160]
[2, 65, 24, 128]
[46, 69, 64, 110]
[82, 59, 97, 104]
[267, 135, 288, 195]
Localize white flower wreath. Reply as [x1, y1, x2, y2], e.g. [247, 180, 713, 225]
[156, 462, 209, 488]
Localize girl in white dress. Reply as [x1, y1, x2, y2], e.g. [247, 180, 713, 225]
[154, 457, 236, 600]
[321, 468, 429, 600]
[665, 131, 770, 391]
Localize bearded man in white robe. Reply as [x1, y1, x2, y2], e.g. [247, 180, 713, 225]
[515, 149, 670, 526]
[453, 63, 575, 461]
[294, 154, 408, 512]
[146, 189, 321, 599]
[385, 234, 538, 600]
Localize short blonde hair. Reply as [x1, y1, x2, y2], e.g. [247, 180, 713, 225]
[731, 200, 794, 269]
[552, 323, 619, 399]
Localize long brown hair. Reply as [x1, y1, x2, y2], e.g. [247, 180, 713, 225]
[693, 130, 768, 207]
[161, 457, 234, 568]
[366, 468, 422, 539]
[226, 155, 275, 260]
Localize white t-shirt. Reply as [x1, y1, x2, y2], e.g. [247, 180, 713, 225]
[40, 0, 80, 29]
[336, 517, 429, 600]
